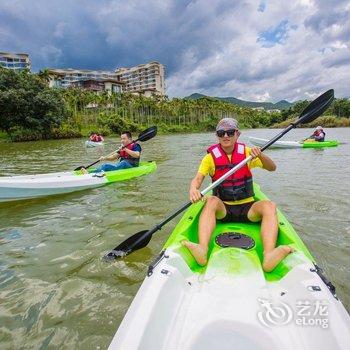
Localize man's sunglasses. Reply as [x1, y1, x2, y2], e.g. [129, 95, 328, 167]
[216, 129, 237, 137]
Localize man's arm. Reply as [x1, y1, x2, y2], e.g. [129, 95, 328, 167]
[189, 173, 205, 203]
[250, 147, 276, 171]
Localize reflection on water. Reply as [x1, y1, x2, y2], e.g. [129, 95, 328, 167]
[0, 128, 349, 349]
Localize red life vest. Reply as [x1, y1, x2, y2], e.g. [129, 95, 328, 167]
[119, 142, 140, 165]
[207, 142, 254, 201]
[90, 134, 98, 142]
[313, 130, 325, 141]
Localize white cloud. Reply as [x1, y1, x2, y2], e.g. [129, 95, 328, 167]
[166, 0, 350, 100]
[1, 0, 349, 101]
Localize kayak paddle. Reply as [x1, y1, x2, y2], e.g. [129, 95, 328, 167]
[74, 126, 157, 171]
[104, 89, 334, 260]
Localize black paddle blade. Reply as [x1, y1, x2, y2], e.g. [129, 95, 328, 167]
[296, 89, 334, 125]
[103, 230, 152, 261]
[137, 126, 157, 142]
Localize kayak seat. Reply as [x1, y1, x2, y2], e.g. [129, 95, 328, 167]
[202, 246, 266, 296]
[165, 189, 309, 281]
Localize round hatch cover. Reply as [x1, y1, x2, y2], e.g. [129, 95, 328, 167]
[215, 232, 255, 250]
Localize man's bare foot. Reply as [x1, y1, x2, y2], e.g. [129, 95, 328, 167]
[262, 245, 294, 272]
[182, 240, 208, 266]
[81, 167, 88, 174]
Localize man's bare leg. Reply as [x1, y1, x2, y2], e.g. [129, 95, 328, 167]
[182, 196, 226, 266]
[248, 200, 293, 272]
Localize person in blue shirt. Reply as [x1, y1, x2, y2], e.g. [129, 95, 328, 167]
[82, 131, 141, 174]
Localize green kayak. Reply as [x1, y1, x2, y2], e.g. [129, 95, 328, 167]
[249, 137, 339, 149]
[109, 183, 350, 350]
[302, 140, 338, 148]
[81, 161, 157, 182]
[0, 161, 157, 202]
[163, 183, 314, 277]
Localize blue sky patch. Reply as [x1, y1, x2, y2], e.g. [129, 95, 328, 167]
[257, 19, 292, 47]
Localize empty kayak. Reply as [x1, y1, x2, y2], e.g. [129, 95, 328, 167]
[85, 140, 104, 147]
[0, 161, 156, 202]
[249, 136, 338, 148]
[109, 183, 350, 350]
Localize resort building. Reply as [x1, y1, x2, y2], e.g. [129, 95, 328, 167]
[70, 78, 124, 94]
[115, 61, 165, 97]
[0, 52, 31, 71]
[47, 68, 123, 94]
[47, 61, 165, 96]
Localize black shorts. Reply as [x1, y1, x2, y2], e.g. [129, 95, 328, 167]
[219, 201, 255, 223]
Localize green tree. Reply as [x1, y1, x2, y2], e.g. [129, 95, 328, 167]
[0, 68, 67, 138]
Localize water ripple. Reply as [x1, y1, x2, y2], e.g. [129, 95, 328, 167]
[0, 129, 349, 348]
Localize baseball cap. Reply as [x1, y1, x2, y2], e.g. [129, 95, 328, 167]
[216, 118, 239, 131]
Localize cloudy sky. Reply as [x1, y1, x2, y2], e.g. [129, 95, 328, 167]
[1, 0, 349, 102]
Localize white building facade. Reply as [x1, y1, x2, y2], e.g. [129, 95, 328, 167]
[115, 61, 165, 97]
[0, 52, 31, 71]
[47, 61, 165, 97]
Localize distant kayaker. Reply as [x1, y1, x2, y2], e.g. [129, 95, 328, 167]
[82, 131, 141, 174]
[89, 132, 104, 142]
[308, 126, 325, 142]
[89, 132, 98, 142]
[97, 133, 104, 142]
[183, 118, 293, 272]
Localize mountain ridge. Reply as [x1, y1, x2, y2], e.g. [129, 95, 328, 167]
[185, 93, 295, 110]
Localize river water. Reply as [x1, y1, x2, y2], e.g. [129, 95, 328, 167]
[0, 128, 349, 349]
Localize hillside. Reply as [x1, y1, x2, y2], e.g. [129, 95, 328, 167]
[185, 93, 294, 110]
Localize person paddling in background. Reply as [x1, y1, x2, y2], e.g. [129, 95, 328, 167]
[182, 118, 294, 272]
[308, 126, 325, 142]
[97, 133, 104, 142]
[89, 132, 104, 142]
[91, 132, 104, 142]
[82, 131, 141, 174]
[89, 132, 98, 142]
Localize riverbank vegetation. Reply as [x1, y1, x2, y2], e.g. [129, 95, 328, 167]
[0, 68, 349, 141]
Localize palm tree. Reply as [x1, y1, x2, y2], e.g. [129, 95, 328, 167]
[37, 69, 51, 85]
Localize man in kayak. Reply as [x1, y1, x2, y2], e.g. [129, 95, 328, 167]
[183, 118, 293, 272]
[82, 131, 141, 173]
[308, 126, 325, 142]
